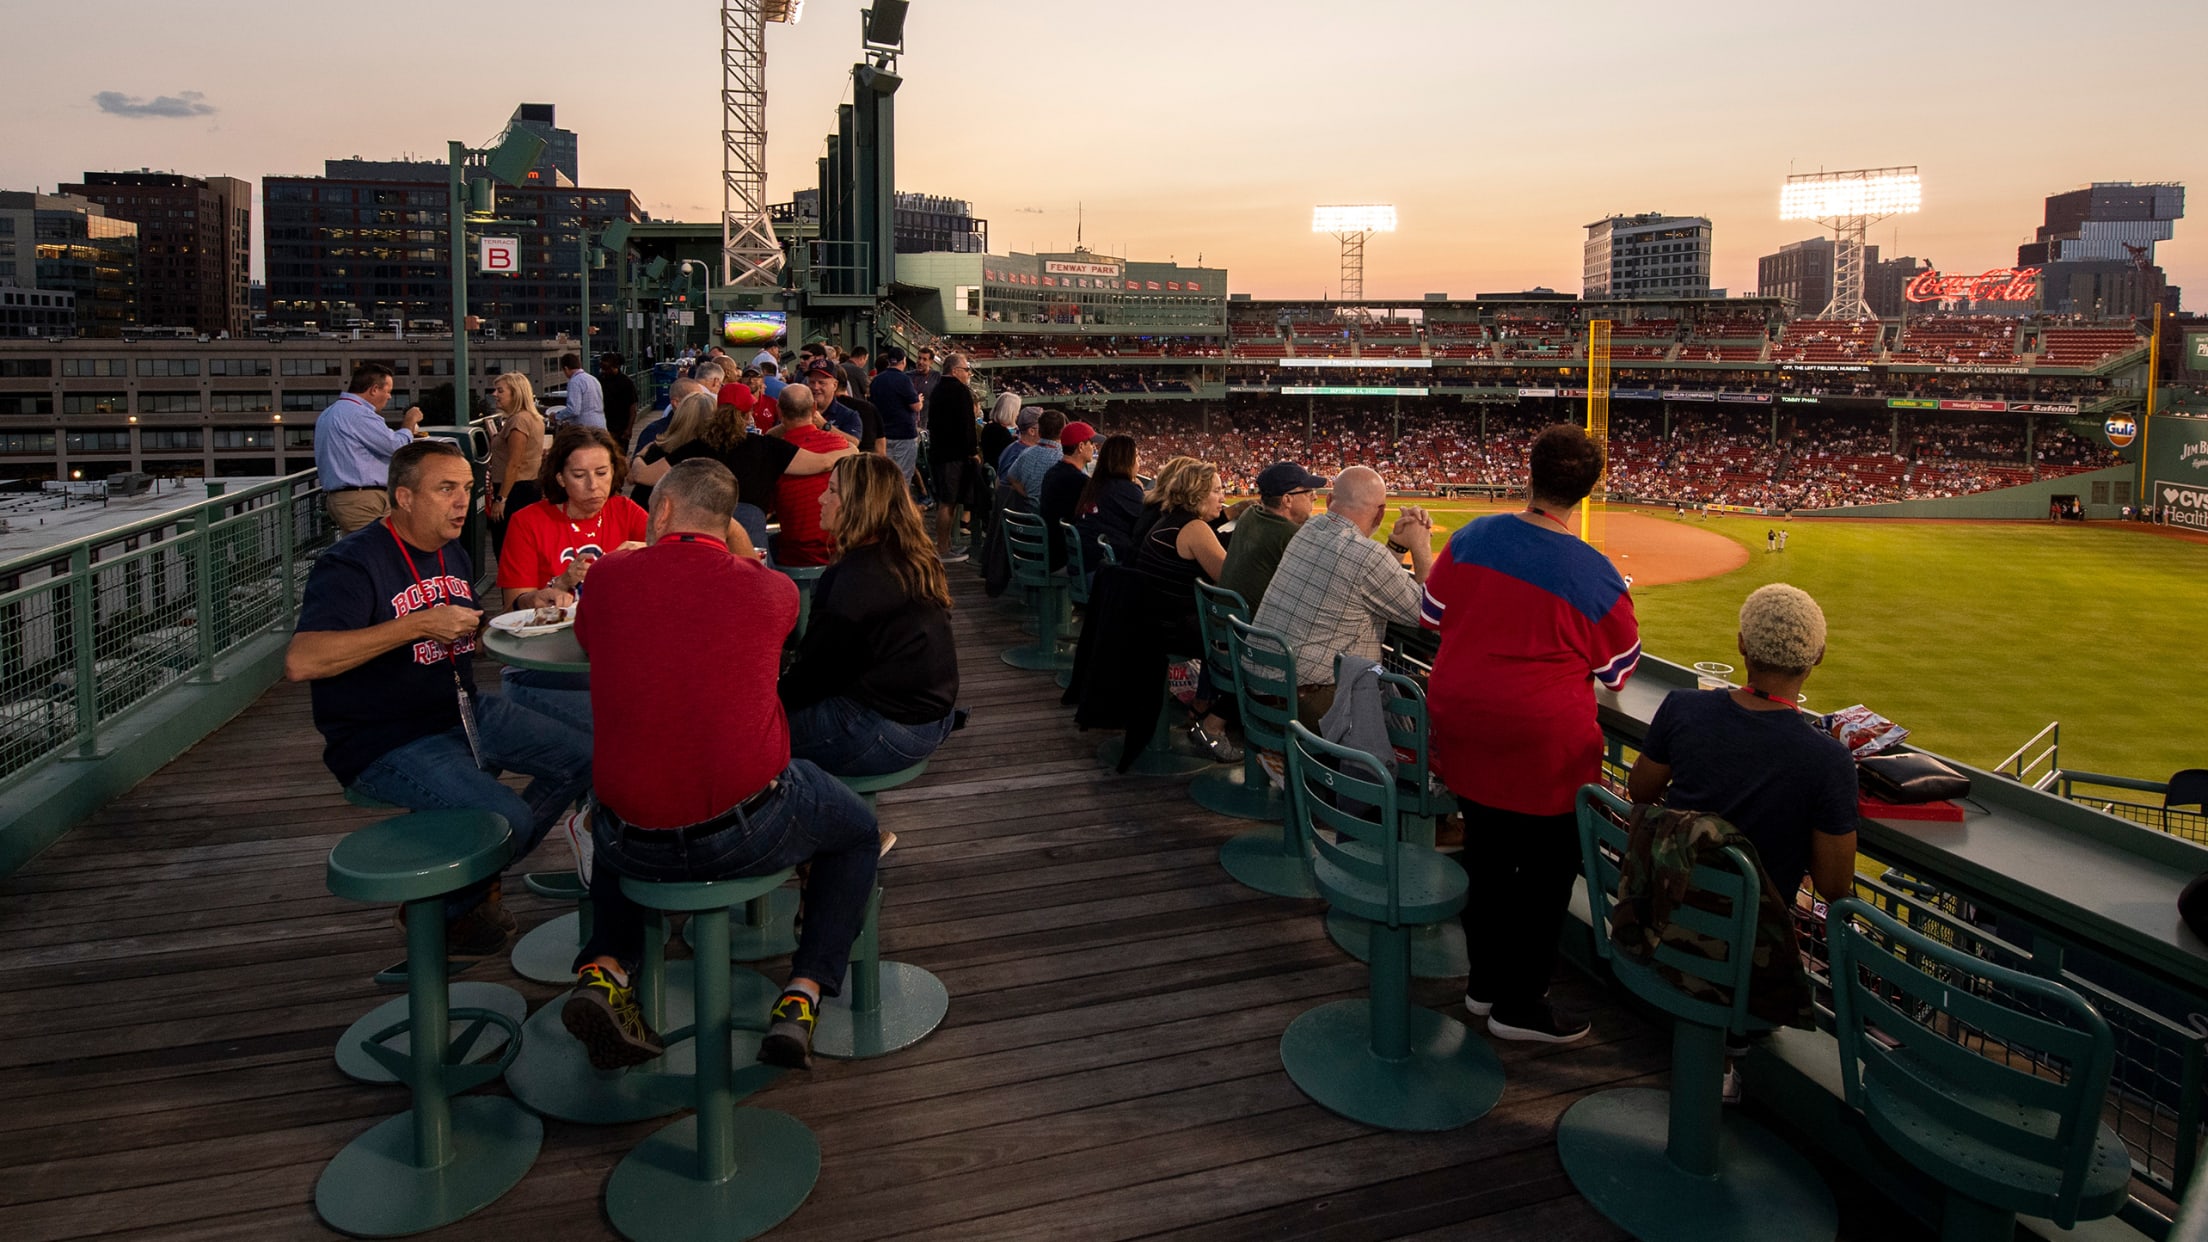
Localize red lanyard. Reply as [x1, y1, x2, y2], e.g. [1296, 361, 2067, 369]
[1743, 685, 1798, 710]
[1526, 506, 1571, 532]
[383, 519, 458, 662]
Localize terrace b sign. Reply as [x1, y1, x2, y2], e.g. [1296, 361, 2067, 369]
[1904, 267, 2042, 303]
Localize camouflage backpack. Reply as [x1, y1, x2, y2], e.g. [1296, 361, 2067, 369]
[1607, 803, 1815, 1030]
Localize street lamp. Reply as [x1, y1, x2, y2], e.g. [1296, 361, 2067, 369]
[678, 259, 715, 355]
[447, 125, 547, 423]
[579, 219, 633, 355]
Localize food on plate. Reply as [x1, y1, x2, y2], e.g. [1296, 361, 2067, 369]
[528, 605, 568, 627]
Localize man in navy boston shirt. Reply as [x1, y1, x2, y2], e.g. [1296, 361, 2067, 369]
[868, 346, 925, 492]
[287, 440, 594, 955]
[313, 362, 424, 533]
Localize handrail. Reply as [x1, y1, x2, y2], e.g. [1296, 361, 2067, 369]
[0, 470, 319, 582]
[1996, 720, 2061, 791]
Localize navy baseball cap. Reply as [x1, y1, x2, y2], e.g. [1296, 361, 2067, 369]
[1255, 462, 1329, 497]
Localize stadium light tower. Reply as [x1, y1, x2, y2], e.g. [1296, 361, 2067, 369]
[723, 0, 806, 287]
[1778, 166, 1920, 321]
[1312, 204, 1396, 301]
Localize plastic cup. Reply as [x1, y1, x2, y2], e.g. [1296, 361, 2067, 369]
[1693, 661, 1734, 692]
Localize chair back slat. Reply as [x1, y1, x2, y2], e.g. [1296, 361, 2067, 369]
[1002, 511, 1053, 587]
[1061, 520, 1090, 606]
[1228, 617, 1298, 757]
[1194, 583, 1250, 699]
[1285, 720, 1399, 920]
[1828, 897, 2118, 1227]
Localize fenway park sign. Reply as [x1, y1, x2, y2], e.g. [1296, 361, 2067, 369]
[1904, 266, 2042, 303]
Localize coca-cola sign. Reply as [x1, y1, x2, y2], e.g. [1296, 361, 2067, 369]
[1903, 267, 2042, 303]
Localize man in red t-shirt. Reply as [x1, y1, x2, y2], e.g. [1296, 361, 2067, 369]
[771, 386, 850, 566]
[562, 457, 882, 1072]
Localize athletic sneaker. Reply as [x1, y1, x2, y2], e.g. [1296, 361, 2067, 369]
[1188, 723, 1243, 763]
[1722, 1062, 1744, 1107]
[560, 805, 594, 885]
[759, 989, 819, 1069]
[1462, 989, 1494, 1018]
[562, 964, 665, 1070]
[937, 548, 970, 564]
[1487, 999, 1591, 1044]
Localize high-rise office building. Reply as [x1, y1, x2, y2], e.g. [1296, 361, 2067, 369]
[505, 103, 580, 186]
[0, 192, 139, 337]
[2018, 181, 2185, 317]
[60, 172, 251, 336]
[1758, 237, 1884, 318]
[1583, 213, 1715, 299]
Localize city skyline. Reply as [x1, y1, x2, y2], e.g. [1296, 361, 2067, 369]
[3, 0, 2202, 309]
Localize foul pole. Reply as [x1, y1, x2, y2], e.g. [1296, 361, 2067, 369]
[1582, 320, 1611, 550]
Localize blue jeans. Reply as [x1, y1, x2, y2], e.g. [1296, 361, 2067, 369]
[735, 502, 772, 566]
[348, 690, 594, 914]
[576, 760, 879, 995]
[500, 667, 593, 728]
[787, 696, 954, 778]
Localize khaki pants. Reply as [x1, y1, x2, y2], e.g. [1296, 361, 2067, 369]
[325, 488, 390, 534]
[1295, 683, 1337, 731]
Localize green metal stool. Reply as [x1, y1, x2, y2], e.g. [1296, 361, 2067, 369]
[1557, 785, 1835, 1242]
[509, 868, 592, 984]
[1215, 618, 1315, 898]
[1276, 723, 1503, 1131]
[725, 884, 800, 962]
[1188, 582, 1287, 822]
[606, 870, 820, 1242]
[506, 905, 781, 1126]
[773, 560, 826, 645]
[343, 784, 481, 990]
[316, 811, 542, 1237]
[1322, 665, 1467, 979]
[836, 759, 928, 809]
[1000, 511, 1073, 672]
[1055, 520, 1091, 690]
[812, 884, 950, 1059]
[1829, 897, 2130, 1242]
[1098, 681, 1213, 777]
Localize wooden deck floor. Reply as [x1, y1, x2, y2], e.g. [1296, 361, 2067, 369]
[0, 571, 1914, 1240]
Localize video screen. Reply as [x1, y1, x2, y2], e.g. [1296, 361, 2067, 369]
[722, 311, 788, 348]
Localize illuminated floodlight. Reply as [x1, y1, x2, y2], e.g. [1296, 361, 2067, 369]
[1779, 169, 1921, 220]
[1313, 204, 1396, 300]
[1777, 165, 1919, 320]
[1312, 205, 1398, 234]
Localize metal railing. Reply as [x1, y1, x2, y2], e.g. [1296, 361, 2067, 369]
[1996, 720, 2062, 791]
[2057, 771, 2208, 846]
[0, 470, 333, 793]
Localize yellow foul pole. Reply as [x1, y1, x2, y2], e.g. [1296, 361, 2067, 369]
[1582, 320, 1611, 549]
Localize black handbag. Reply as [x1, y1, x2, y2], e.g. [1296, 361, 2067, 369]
[1857, 752, 1971, 803]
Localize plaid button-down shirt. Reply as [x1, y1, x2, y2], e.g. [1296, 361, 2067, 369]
[1251, 511, 1422, 687]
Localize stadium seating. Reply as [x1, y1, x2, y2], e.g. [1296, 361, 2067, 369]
[2037, 327, 2145, 368]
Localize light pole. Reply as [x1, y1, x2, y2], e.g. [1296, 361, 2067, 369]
[446, 126, 546, 424]
[679, 259, 715, 355]
[578, 219, 634, 358]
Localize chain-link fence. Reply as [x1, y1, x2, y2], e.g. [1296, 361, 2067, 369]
[0, 471, 332, 792]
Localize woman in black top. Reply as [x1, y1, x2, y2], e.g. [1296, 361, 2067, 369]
[633, 389, 851, 552]
[1129, 457, 1236, 759]
[1075, 434, 1143, 570]
[781, 453, 960, 776]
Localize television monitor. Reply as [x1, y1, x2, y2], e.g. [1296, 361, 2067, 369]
[722, 311, 787, 348]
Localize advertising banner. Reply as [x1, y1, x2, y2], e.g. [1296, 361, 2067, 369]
[1887, 399, 1938, 409]
[1938, 400, 2009, 412]
[1717, 392, 1771, 404]
[1282, 386, 1429, 396]
[1661, 390, 1717, 402]
[2154, 480, 2208, 531]
[2185, 332, 2208, 372]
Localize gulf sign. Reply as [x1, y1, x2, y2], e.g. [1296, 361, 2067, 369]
[2104, 417, 2138, 449]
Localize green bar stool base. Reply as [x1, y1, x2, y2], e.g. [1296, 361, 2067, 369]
[1000, 641, 1072, 672]
[505, 967, 781, 1126]
[812, 961, 949, 1060]
[1099, 735, 1211, 777]
[509, 911, 584, 984]
[1218, 828, 1316, 898]
[334, 982, 527, 1085]
[1054, 666, 1073, 690]
[726, 887, 799, 962]
[1279, 998, 1504, 1132]
[523, 870, 588, 901]
[1190, 764, 1287, 822]
[605, 1110, 820, 1242]
[1325, 909, 1469, 979]
[314, 1095, 542, 1238]
[371, 957, 473, 989]
[1556, 1088, 1836, 1242]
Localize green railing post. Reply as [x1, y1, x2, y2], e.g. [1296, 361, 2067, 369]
[191, 506, 217, 683]
[277, 479, 298, 621]
[69, 546, 97, 759]
[2179, 1039, 2204, 1202]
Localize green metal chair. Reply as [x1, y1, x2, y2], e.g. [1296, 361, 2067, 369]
[1215, 617, 1314, 897]
[1189, 582, 1288, 823]
[1000, 511, 1072, 672]
[1056, 521, 1090, 690]
[1276, 721, 1504, 1131]
[1323, 661, 1467, 978]
[1556, 784, 1836, 1242]
[1828, 896, 2131, 1242]
[603, 872, 820, 1242]
[316, 812, 542, 1237]
[772, 558, 826, 645]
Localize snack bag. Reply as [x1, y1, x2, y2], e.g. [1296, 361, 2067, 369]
[1821, 705, 1909, 758]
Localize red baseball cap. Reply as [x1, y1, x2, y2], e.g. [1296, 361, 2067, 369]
[1061, 421, 1098, 449]
[717, 382, 756, 412]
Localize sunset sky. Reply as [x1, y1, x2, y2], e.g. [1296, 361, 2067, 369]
[5, 0, 2202, 308]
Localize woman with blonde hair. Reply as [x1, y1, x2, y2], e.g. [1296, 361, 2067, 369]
[780, 453, 960, 776]
[484, 370, 546, 552]
[1131, 457, 1237, 759]
[633, 386, 854, 553]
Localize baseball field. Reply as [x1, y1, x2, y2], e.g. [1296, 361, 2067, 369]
[1397, 500, 2206, 784]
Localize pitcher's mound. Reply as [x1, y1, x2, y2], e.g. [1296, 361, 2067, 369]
[1601, 512, 1748, 586]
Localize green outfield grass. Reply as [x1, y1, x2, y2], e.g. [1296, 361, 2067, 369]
[1401, 502, 2204, 783]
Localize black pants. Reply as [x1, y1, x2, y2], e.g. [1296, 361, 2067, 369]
[1454, 799, 1584, 1013]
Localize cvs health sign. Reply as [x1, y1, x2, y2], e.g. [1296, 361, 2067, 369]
[478, 237, 520, 274]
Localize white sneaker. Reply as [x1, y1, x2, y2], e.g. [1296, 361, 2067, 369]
[561, 806, 594, 885]
[938, 548, 970, 563]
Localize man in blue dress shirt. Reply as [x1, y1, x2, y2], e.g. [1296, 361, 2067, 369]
[560, 352, 606, 429]
[313, 362, 423, 533]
